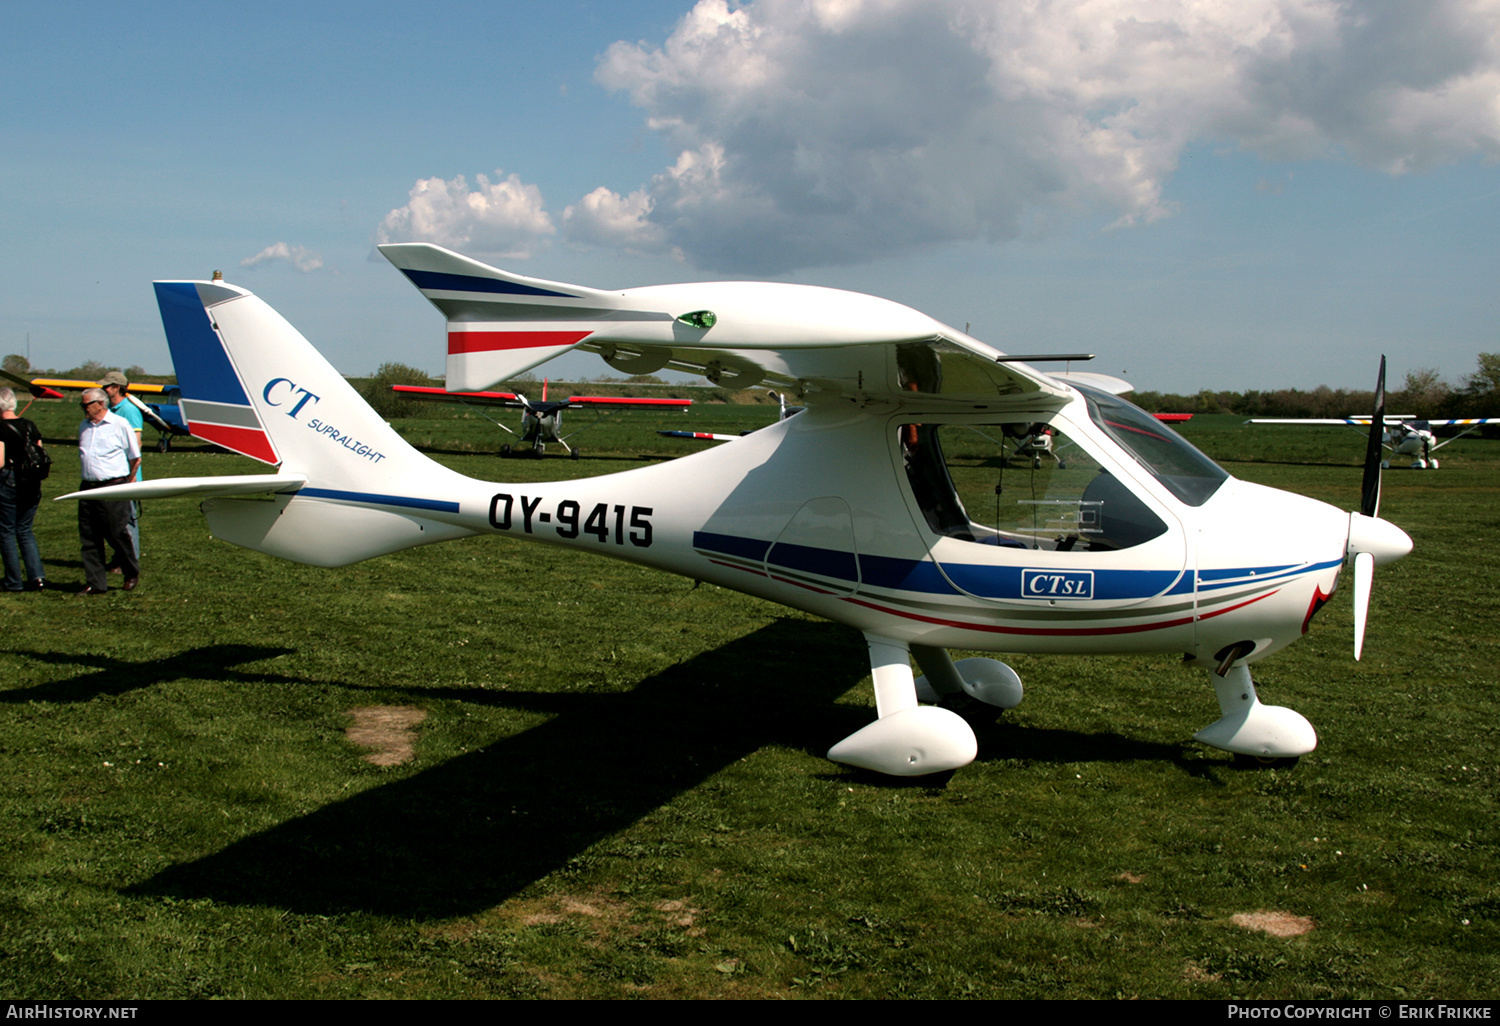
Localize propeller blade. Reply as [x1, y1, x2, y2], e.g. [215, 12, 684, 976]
[1360, 356, 1386, 518]
[1352, 550, 1374, 660]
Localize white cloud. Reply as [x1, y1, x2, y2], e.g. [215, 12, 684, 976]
[240, 242, 324, 273]
[561, 185, 673, 254]
[580, 0, 1500, 273]
[376, 171, 555, 258]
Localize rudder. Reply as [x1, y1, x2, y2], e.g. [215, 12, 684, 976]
[154, 279, 456, 496]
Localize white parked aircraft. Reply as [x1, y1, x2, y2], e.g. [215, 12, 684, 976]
[64, 247, 1412, 776]
[1247, 414, 1500, 469]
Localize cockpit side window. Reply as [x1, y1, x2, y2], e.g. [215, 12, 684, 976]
[900, 419, 1168, 552]
[1074, 385, 1228, 507]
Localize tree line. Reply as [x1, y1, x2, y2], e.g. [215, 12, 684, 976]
[3, 354, 161, 385]
[1129, 354, 1500, 422]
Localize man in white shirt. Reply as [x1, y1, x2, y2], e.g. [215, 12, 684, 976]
[100, 370, 142, 563]
[77, 388, 140, 595]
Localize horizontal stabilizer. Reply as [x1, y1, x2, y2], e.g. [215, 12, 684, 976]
[57, 474, 307, 503]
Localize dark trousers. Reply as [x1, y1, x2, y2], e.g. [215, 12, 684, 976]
[79, 479, 138, 591]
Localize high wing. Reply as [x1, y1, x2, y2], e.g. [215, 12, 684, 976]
[1048, 370, 1134, 395]
[1246, 416, 1418, 426]
[391, 384, 691, 413]
[0, 369, 66, 400]
[15, 376, 182, 438]
[1411, 417, 1500, 451]
[29, 378, 179, 398]
[378, 244, 1075, 410]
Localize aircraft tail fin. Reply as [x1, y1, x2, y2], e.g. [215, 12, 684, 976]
[148, 280, 477, 566]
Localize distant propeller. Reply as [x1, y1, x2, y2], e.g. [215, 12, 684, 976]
[1347, 356, 1410, 660]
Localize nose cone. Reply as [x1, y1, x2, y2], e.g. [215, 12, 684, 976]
[1347, 513, 1413, 567]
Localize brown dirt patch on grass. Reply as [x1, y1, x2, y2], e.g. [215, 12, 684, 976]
[1232, 910, 1315, 937]
[346, 705, 427, 766]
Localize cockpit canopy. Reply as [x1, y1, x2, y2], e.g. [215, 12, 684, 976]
[900, 389, 1227, 554]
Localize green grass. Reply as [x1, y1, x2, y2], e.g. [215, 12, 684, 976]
[2, 401, 1497, 998]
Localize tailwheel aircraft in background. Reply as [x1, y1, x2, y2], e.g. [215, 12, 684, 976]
[392, 381, 691, 459]
[0, 370, 193, 452]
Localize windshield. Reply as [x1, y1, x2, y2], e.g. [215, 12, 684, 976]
[1074, 384, 1228, 507]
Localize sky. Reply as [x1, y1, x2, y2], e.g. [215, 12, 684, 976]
[2, 0, 1497, 394]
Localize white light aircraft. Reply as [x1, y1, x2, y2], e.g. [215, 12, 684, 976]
[63, 247, 1413, 776]
[1247, 414, 1500, 469]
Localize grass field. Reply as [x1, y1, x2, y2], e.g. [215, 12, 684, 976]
[2, 401, 1497, 999]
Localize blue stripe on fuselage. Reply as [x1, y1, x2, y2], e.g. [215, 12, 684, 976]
[693, 531, 1186, 600]
[298, 487, 460, 514]
[1196, 558, 1342, 590]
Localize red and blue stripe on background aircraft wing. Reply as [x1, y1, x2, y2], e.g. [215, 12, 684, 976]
[0, 369, 66, 400]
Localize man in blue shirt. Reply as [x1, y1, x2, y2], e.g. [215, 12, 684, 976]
[100, 371, 142, 565]
[77, 388, 140, 595]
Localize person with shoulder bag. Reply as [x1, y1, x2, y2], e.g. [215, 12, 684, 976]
[0, 387, 48, 592]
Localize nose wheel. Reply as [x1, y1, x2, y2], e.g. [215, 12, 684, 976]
[1194, 665, 1316, 762]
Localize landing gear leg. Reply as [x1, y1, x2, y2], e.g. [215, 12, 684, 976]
[827, 634, 978, 776]
[1194, 664, 1316, 762]
[911, 645, 1024, 709]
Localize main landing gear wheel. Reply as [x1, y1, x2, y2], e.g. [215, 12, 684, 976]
[826, 635, 980, 777]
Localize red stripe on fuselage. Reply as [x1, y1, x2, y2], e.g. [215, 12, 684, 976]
[840, 591, 1276, 637]
[447, 330, 592, 354]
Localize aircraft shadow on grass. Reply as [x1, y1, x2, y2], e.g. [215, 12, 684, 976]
[111, 622, 1216, 919]
[0, 644, 299, 705]
[127, 619, 873, 919]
